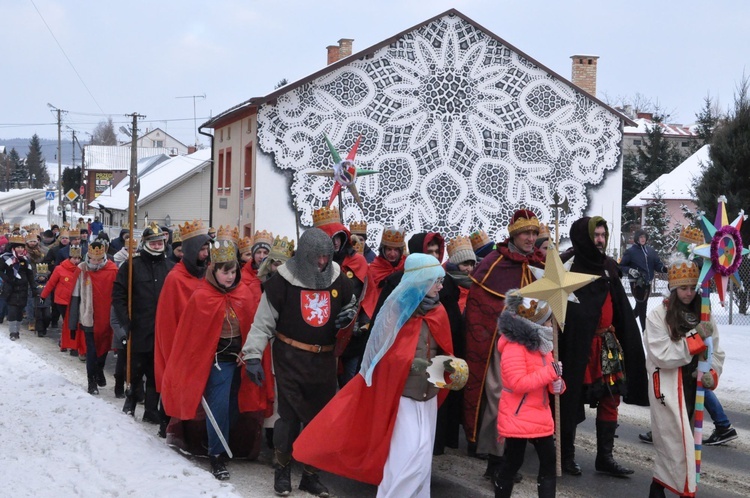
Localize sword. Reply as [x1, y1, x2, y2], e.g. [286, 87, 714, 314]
[201, 396, 233, 459]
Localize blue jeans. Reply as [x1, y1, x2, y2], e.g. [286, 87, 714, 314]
[704, 389, 730, 428]
[204, 361, 241, 456]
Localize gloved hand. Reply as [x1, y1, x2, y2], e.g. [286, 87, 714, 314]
[245, 358, 265, 386]
[552, 361, 563, 377]
[38, 297, 46, 306]
[695, 321, 713, 339]
[551, 378, 564, 394]
[334, 296, 358, 329]
[443, 359, 456, 374]
[628, 268, 640, 278]
[701, 371, 715, 389]
[69, 328, 76, 340]
[410, 357, 431, 374]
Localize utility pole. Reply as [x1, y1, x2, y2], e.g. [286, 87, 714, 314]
[47, 103, 67, 214]
[176, 93, 205, 147]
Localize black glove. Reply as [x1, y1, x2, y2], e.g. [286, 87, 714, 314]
[38, 297, 46, 306]
[334, 296, 358, 329]
[69, 328, 76, 340]
[245, 358, 264, 386]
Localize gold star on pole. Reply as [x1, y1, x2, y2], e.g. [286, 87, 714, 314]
[518, 246, 599, 329]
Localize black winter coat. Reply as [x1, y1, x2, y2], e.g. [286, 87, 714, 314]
[111, 251, 174, 353]
[0, 252, 36, 306]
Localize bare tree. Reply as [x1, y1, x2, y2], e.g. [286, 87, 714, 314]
[91, 117, 118, 145]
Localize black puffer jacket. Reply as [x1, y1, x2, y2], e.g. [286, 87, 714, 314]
[0, 252, 36, 306]
[111, 250, 174, 353]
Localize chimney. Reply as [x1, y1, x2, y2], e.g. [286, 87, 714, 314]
[326, 39, 354, 65]
[570, 54, 599, 96]
[326, 45, 340, 65]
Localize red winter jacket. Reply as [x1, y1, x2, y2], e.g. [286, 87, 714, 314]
[496, 310, 565, 439]
[40, 259, 78, 305]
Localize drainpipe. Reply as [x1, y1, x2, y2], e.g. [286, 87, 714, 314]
[198, 125, 215, 226]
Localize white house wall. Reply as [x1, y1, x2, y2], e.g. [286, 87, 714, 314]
[256, 13, 624, 246]
[137, 169, 211, 227]
[254, 151, 298, 239]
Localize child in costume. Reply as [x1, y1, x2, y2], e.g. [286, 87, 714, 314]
[0, 234, 37, 340]
[494, 290, 564, 498]
[33, 263, 53, 337]
[40, 246, 82, 352]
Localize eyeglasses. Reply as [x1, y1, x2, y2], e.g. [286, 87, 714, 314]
[434, 277, 444, 285]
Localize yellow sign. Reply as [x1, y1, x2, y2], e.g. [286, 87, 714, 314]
[65, 189, 78, 202]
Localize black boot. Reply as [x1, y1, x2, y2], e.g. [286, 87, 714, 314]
[537, 476, 556, 498]
[484, 454, 503, 479]
[265, 427, 275, 450]
[87, 377, 99, 395]
[114, 375, 125, 398]
[494, 475, 514, 498]
[299, 468, 329, 497]
[95, 369, 107, 387]
[122, 394, 137, 416]
[649, 480, 666, 498]
[561, 428, 582, 476]
[273, 461, 292, 496]
[209, 454, 229, 480]
[595, 420, 634, 476]
[142, 389, 160, 423]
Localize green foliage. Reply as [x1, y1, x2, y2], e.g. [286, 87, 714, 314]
[62, 166, 82, 195]
[26, 134, 50, 188]
[643, 186, 681, 261]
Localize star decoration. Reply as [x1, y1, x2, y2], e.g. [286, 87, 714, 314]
[518, 245, 599, 329]
[307, 134, 377, 210]
[691, 195, 749, 305]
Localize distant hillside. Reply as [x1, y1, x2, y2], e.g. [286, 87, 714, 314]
[1, 137, 76, 181]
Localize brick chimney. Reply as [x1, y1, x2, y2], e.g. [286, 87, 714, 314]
[326, 39, 354, 65]
[570, 54, 599, 96]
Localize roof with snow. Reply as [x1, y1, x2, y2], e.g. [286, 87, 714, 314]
[626, 144, 710, 207]
[624, 116, 697, 137]
[89, 148, 211, 211]
[84, 145, 177, 171]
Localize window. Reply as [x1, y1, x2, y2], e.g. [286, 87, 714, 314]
[244, 145, 253, 190]
[220, 129, 224, 142]
[153, 140, 164, 148]
[218, 150, 225, 192]
[227, 126, 231, 140]
[225, 148, 232, 192]
[681, 141, 690, 148]
[633, 139, 642, 146]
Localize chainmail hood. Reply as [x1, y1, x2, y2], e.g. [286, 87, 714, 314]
[283, 228, 335, 289]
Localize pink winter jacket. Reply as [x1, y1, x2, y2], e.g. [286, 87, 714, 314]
[496, 328, 565, 439]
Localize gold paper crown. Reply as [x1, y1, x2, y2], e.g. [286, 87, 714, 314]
[349, 221, 367, 235]
[447, 236, 473, 256]
[25, 230, 40, 242]
[517, 299, 539, 319]
[252, 230, 274, 248]
[269, 235, 295, 260]
[9, 234, 26, 245]
[516, 298, 551, 324]
[210, 240, 237, 264]
[668, 260, 700, 289]
[87, 243, 107, 258]
[62, 221, 71, 228]
[350, 234, 365, 254]
[238, 236, 253, 253]
[380, 226, 406, 248]
[537, 222, 550, 239]
[679, 226, 704, 245]
[171, 229, 182, 244]
[469, 230, 491, 250]
[36, 263, 50, 275]
[68, 245, 82, 258]
[216, 225, 240, 244]
[179, 219, 209, 240]
[508, 212, 540, 237]
[26, 223, 41, 232]
[59, 228, 70, 238]
[312, 206, 341, 227]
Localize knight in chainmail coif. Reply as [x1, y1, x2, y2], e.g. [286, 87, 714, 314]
[242, 227, 356, 497]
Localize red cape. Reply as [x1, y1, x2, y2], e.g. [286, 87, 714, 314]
[161, 280, 266, 419]
[293, 305, 452, 485]
[361, 255, 405, 317]
[70, 260, 118, 356]
[154, 261, 202, 392]
[241, 262, 262, 295]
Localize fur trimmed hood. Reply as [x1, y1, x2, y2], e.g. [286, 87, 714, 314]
[498, 308, 551, 353]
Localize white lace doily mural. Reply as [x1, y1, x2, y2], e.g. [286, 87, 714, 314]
[257, 13, 622, 242]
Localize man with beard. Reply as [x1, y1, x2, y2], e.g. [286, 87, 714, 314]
[112, 223, 174, 422]
[243, 228, 355, 497]
[558, 216, 648, 476]
[463, 210, 544, 481]
[312, 206, 368, 387]
[154, 219, 210, 443]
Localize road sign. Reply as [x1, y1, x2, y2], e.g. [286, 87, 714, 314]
[45, 191, 55, 200]
[65, 189, 78, 202]
[79, 185, 85, 195]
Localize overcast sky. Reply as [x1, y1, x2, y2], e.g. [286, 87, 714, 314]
[2, 0, 748, 148]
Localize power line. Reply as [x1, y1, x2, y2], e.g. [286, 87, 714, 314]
[29, 0, 105, 114]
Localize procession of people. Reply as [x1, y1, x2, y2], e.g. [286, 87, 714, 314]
[0, 201, 741, 497]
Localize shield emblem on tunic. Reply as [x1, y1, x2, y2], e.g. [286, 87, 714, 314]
[300, 290, 331, 327]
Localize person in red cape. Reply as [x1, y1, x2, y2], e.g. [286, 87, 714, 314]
[40, 247, 81, 352]
[312, 206, 369, 386]
[161, 239, 266, 481]
[67, 241, 118, 395]
[240, 229, 273, 294]
[462, 209, 544, 480]
[293, 253, 455, 496]
[360, 226, 406, 319]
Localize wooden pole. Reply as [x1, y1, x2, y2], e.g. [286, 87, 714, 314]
[125, 112, 143, 395]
